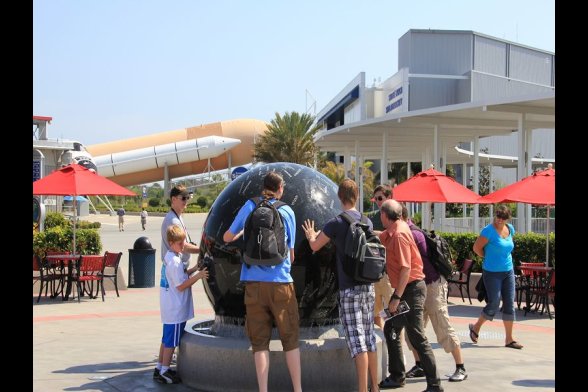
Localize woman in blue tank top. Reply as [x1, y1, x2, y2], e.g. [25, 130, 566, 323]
[468, 205, 523, 350]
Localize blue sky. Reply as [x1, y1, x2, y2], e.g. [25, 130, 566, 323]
[33, 0, 555, 146]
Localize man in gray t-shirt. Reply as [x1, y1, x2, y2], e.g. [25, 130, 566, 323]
[160, 186, 199, 281]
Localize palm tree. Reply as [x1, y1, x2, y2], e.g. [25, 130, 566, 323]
[320, 161, 346, 184]
[253, 112, 322, 165]
[320, 160, 376, 210]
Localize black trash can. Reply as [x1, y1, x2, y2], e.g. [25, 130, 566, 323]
[128, 236, 156, 288]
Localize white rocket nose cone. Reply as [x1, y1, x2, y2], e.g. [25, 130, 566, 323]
[215, 136, 241, 150]
[199, 135, 241, 150]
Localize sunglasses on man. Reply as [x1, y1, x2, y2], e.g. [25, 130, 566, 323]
[374, 196, 386, 202]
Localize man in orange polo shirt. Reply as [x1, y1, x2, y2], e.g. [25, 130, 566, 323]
[378, 199, 443, 392]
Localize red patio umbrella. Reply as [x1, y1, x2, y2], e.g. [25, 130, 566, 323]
[33, 164, 136, 253]
[393, 167, 482, 203]
[478, 166, 555, 206]
[479, 164, 555, 265]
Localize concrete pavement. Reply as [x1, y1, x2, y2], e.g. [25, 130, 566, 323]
[33, 212, 555, 391]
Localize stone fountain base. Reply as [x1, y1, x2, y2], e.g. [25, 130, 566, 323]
[178, 319, 388, 392]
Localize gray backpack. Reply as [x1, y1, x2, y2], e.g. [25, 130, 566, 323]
[340, 212, 387, 283]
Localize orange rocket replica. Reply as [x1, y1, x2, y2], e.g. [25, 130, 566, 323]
[87, 119, 267, 187]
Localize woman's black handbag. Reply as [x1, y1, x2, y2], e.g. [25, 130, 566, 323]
[475, 276, 488, 303]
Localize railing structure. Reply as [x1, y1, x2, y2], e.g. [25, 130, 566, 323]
[442, 217, 555, 234]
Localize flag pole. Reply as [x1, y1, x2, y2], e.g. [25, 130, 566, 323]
[73, 197, 77, 254]
[545, 205, 550, 267]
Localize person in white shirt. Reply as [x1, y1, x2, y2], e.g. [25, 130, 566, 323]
[154, 225, 208, 384]
[140, 208, 148, 230]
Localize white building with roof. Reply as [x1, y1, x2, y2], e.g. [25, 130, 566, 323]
[314, 29, 554, 233]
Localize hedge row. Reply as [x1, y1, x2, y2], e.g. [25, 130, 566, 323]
[440, 231, 555, 272]
[33, 212, 102, 257]
[95, 204, 208, 214]
[33, 226, 102, 257]
[44, 212, 101, 229]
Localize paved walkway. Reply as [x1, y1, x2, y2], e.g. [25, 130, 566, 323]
[33, 213, 555, 391]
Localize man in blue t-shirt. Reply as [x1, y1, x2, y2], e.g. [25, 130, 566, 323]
[116, 206, 125, 231]
[223, 171, 301, 392]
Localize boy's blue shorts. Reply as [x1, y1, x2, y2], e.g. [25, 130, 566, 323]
[161, 322, 187, 348]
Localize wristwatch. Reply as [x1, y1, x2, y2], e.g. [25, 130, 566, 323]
[392, 293, 401, 300]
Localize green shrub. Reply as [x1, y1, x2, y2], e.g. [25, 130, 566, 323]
[76, 220, 101, 229]
[196, 196, 208, 208]
[512, 232, 555, 267]
[412, 212, 422, 227]
[185, 204, 206, 213]
[33, 227, 102, 257]
[148, 198, 160, 207]
[44, 212, 68, 229]
[440, 231, 555, 272]
[122, 205, 141, 212]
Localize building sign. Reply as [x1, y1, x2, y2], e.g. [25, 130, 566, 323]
[379, 67, 408, 116]
[385, 86, 404, 114]
[33, 160, 41, 182]
[231, 166, 248, 181]
[142, 186, 147, 199]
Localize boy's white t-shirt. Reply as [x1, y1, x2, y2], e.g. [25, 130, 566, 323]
[160, 250, 194, 324]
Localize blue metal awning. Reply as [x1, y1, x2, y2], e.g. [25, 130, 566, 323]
[316, 86, 359, 124]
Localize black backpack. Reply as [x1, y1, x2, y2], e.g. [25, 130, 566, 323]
[414, 227, 454, 279]
[340, 211, 387, 283]
[242, 197, 287, 266]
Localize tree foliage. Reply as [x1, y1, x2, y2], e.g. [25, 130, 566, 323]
[253, 112, 322, 165]
[320, 161, 346, 185]
[319, 160, 376, 210]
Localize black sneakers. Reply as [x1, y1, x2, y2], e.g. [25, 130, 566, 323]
[379, 376, 406, 389]
[448, 367, 468, 382]
[153, 367, 177, 379]
[422, 386, 444, 392]
[155, 368, 181, 384]
[406, 364, 425, 378]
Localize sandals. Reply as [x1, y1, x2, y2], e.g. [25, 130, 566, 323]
[505, 341, 523, 349]
[468, 323, 479, 343]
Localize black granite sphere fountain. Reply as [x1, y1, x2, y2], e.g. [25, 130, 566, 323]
[197, 162, 342, 327]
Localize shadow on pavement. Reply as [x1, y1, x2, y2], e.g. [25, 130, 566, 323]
[512, 379, 555, 388]
[54, 361, 155, 374]
[61, 368, 200, 391]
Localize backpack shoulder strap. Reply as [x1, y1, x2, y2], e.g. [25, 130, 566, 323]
[340, 210, 368, 225]
[339, 211, 354, 225]
[250, 196, 262, 206]
[272, 200, 286, 210]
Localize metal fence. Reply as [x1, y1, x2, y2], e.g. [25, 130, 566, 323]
[442, 217, 555, 234]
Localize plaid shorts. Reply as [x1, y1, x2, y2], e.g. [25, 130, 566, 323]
[338, 284, 377, 358]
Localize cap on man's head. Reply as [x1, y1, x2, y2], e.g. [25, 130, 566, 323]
[170, 185, 190, 198]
